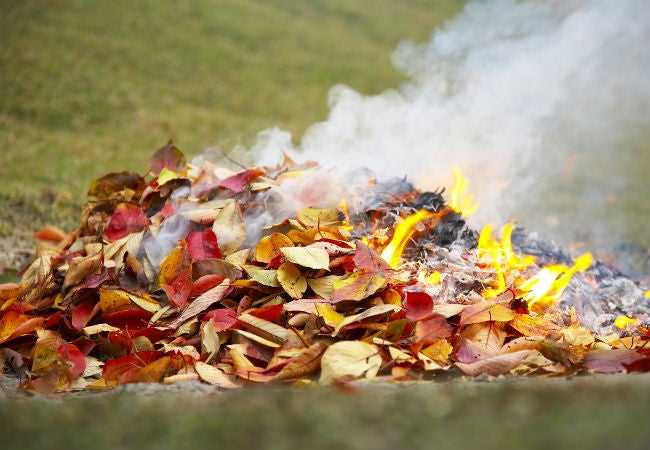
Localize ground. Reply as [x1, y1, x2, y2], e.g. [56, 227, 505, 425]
[2, 1, 650, 447]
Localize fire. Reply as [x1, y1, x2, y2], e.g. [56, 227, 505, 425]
[381, 210, 434, 268]
[477, 223, 535, 298]
[520, 252, 593, 310]
[450, 167, 479, 217]
[476, 222, 592, 309]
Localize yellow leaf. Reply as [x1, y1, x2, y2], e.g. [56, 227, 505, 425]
[315, 304, 344, 328]
[421, 339, 453, 365]
[225, 248, 250, 267]
[244, 266, 280, 287]
[307, 275, 343, 299]
[127, 292, 160, 313]
[99, 288, 131, 313]
[277, 262, 307, 299]
[201, 320, 220, 363]
[255, 233, 293, 263]
[280, 247, 330, 270]
[212, 199, 246, 255]
[158, 244, 186, 286]
[195, 361, 240, 389]
[319, 341, 381, 384]
[157, 167, 180, 186]
[297, 207, 341, 227]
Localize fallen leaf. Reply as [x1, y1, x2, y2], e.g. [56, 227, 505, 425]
[195, 361, 239, 388]
[150, 142, 186, 175]
[170, 279, 230, 328]
[319, 341, 381, 384]
[105, 204, 148, 242]
[404, 291, 433, 321]
[255, 233, 293, 263]
[237, 313, 289, 344]
[330, 272, 386, 303]
[277, 262, 307, 299]
[275, 342, 328, 381]
[187, 229, 222, 261]
[333, 304, 398, 336]
[459, 302, 515, 326]
[280, 247, 330, 270]
[244, 266, 280, 287]
[212, 200, 246, 255]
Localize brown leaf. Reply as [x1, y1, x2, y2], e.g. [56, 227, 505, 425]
[63, 252, 103, 291]
[274, 342, 328, 381]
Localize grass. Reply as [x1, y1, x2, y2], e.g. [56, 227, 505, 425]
[3, 376, 650, 450]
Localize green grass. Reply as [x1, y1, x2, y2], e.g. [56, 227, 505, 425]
[3, 376, 650, 450]
[0, 0, 463, 243]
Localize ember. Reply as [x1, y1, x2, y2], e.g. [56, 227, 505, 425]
[1, 144, 649, 393]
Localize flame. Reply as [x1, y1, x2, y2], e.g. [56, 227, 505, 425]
[450, 167, 479, 217]
[477, 223, 535, 298]
[381, 210, 434, 268]
[614, 315, 638, 330]
[417, 270, 442, 286]
[477, 223, 592, 308]
[519, 252, 593, 311]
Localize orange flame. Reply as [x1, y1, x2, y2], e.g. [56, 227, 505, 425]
[381, 210, 434, 268]
[450, 167, 479, 217]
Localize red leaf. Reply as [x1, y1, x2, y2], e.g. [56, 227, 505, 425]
[102, 351, 164, 383]
[218, 168, 264, 193]
[150, 142, 186, 175]
[202, 308, 238, 332]
[162, 267, 193, 307]
[354, 242, 390, 273]
[191, 274, 225, 297]
[101, 308, 152, 329]
[44, 311, 64, 329]
[130, 327, 170, 344]
[187, 229, 222, 261]
[415, 314, 453, 345]
[405, 291, 433, 321]
[584, 349, 646, 374]
[249, 304, 283, 323]
[71, 299, 96, 331]
[57, 343, 86, 379]
[105, 204, 149, 241]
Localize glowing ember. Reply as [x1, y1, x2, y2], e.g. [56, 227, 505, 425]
[449, 167, 479, 217]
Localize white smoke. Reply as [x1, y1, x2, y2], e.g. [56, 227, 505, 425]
[250, 0, 650, 243]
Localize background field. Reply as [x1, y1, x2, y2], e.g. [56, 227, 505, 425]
[1, 1, 649, 448]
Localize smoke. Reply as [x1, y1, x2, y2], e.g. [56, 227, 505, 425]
[249, 0, 650, 247]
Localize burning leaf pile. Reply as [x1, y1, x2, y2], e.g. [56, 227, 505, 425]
[2, 143, 650, 394]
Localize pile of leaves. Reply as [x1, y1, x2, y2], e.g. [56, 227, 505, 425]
[2, 143, 650, 394]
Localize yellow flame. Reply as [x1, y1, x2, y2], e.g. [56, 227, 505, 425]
[477, 223, 535, 298]
[450, 167, 479, 217]
[381, 210, 434, 268]
[417, 270, 442, 286]
[614, 315, 638, 330]
[645, 290, 650, 299]
[520, 252, 593, 311]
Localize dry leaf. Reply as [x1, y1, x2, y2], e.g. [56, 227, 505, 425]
[277, 262, 307, 299]
[280, 247, 330, 270]
[319, 341, 381, 384]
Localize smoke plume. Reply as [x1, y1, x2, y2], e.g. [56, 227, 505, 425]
[250, 0, 650, 249]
